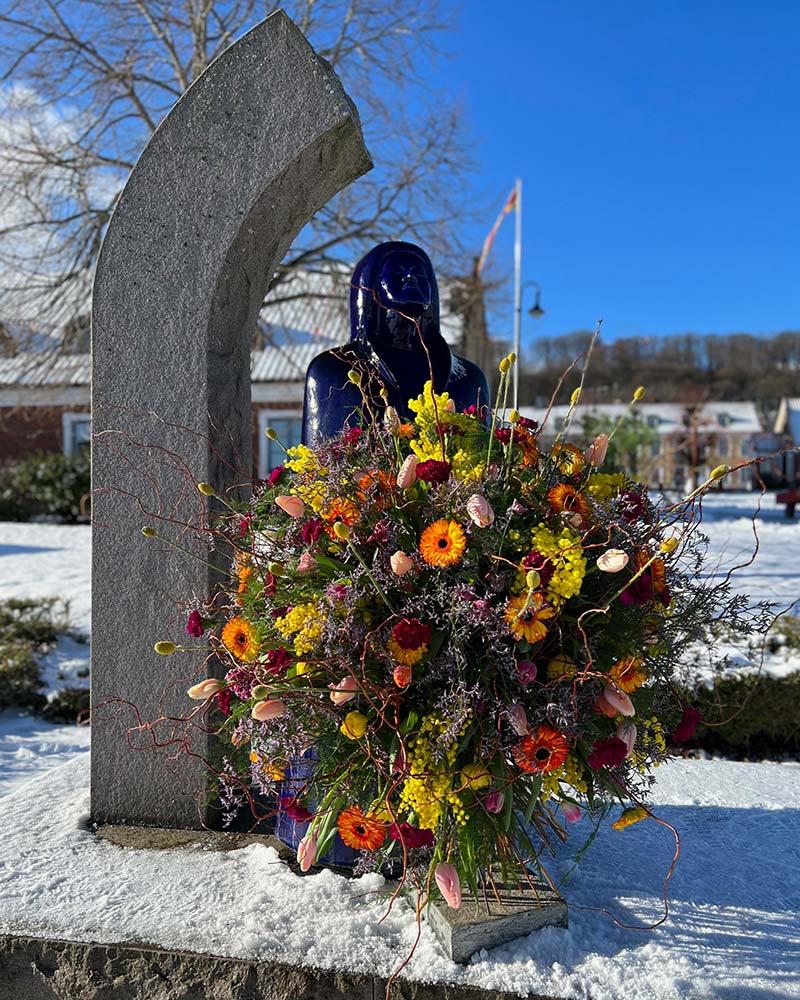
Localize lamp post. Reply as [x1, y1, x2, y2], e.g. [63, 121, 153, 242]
[513, 280, 545, 406]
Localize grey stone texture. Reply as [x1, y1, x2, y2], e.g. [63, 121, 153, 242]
[0, 936, 568, 1000]
[424, 882, 568, 965]
[90, 11, 371, 829]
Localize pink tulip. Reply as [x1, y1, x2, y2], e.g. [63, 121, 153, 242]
[393, 663, 412, 688]
[434, 862, 462, 909]
[187, 678, 225, 700]
[585, 433, 609, 467]
[507, 703, 529, 736]
[297, 831, 318, 872]
[397, 454, 419, 489]
[483, 791, 505, 814]
[597, 549, 629, 573]
[561, 803, 583, 824]
[601, 685, 635, 718]
[390, 550, 415, 576]
[384, 406, 400, 433]
[466, 494, 495, 528]
[329, 675, 359, 705]
[616, 721, 638, 758]
[297, 551, 317, 574]
[516, 660, 538, 685]
[275, 495, 305, 518]
[251, 698, 287, 721]
[443, 398, 456, 413]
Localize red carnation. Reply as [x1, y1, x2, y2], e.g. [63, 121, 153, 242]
[392, 617, 433, 650]
[186, 610, 204, 637]
[280, 797, 315, 824]
[301, 518, 324, 545]
[494, 427, 512, 445]
[342, 427, 363, 446]
[588, 736, 629, 770]
[415, 459, 451, 484]
[672, 708, 702, 743]
[267, 465, 285, 487]
[265, 647, 292, 676]
[215, 688, 231, 716]
[388, 822, 435, 849]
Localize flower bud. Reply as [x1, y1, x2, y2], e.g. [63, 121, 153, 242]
[561, 803, 582, 824]
[341, 711, 368, 740]
[443, 398, 456, 413]
[570, 387, 581, 405]
[251, 699, 287, 721]
[633, 386, 646, 401]
[499, 358, 510, 374]
[616, 721, 637, 758]
[397, 454, 418, 490]
[384, 406, 400, 433]
[710, 464, 730, 481]
[154, 641, 177, 656]
[507, 352, 517, 364]
[434, 863, 462, 909]
[596, 549, 629, 573]
[187, 678, 225, 700]
[267, 561, 285, 576]
[297, 831, 318, 872]
[390, 550, 414, 576]
[508, 410, 520, 424]
[329, 675, 359, 705]
[585, 433, 609, 467]
[197, 482, 215, 497]
[347, 369, 361, 385]
[264, 426, 278, 440]
[251, 684, 271, 701]
[297, 551, 317, 574]
[507, 702, 529, 735]
[600, 685, 635, 717]
[333, 521, 351, 541]
[466, 493, 495, 528]
[141, 526, 157, 538]
[483, 790, 505, 814]
[525, 569, 541, 590]
[460, 763, 491, 791]
[660, 537, 679, 554]
[275, 495, 305, 518]
[393, 663, 412, 688]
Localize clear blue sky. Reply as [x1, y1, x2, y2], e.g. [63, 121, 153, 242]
[435, 1, 800, 348]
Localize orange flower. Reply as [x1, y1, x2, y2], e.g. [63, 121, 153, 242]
[551, 442, 585, 476]
[419, 519, 467, 568]
[221, 616, 259, 661]
[609, 655, 648, 693]
[322, 496, 360, 537]
[611, 806, 648, 831]
[516, 429, 540, 466]
[358, 470, 396, 510]
[337, 806, 386, 851]
[547, 483, 590, 520]
[236, 564, 253, 605]
[397, 422, 416, 439]
[505, 592, 555, 644]
[513, 725, 569, 774]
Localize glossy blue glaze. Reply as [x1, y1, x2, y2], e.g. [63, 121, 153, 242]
[302, 241, 489, 446]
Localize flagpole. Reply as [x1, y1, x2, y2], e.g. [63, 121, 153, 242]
[512, 176, 523, 409]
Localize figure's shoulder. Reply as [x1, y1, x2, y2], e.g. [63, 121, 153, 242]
[451, 354, 490, 391]
[305, 344, 362, 378]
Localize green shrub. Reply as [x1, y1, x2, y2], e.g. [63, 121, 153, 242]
[682, 672, 800, 759]
[2, 449, 90, 522]
[0, 641, 45, 709]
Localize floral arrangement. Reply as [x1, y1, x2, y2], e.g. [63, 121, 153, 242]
[158, 357, 745, 910]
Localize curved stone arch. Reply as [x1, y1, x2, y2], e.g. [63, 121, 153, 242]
[91, 11, 371, 828]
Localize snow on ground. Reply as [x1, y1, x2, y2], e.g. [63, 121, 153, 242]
[0, 754, 797, 1000]
[0, 710, 89, 799]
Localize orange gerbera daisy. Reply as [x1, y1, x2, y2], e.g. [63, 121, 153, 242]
[505, 592, 555, 644]
[397, 422, 416, 439]
[419, 519, 467, 568]
[547, 483, 591, 520]
[513, 725, 569, 774]
[337, 806, 386, 851]
[323, 496, 360, 537]
[221, 616, 260, 661]
[551, 442, 585, 476]
[608, 655, 648, 693]
[358, 470, 396, 510]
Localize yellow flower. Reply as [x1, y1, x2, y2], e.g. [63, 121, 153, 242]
[460, 763, 492, 791]
[547, 653, 577, 680]
[341, 711, 369, 740]
[612, 806, 649, 831]
[608, 656, 648, 693]
[505, 592, 555, 643]
[221, 617, 259, 661]
[387, 637, 427, 667]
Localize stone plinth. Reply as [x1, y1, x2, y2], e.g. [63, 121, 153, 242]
[424, 882, 568, 965]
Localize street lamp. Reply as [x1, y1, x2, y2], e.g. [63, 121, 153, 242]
[513, 280, 545, 406]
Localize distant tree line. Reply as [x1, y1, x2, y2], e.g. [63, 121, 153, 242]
[519, 330, 800, 416]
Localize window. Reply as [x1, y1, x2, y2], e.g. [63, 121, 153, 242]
[718, 413, 732, 428]
[717, 436, 729, 457]
[258, 411, 303, 479]
[650, 439, 660, 456]
[646, 414, 659, 429]
[62, 412, 91, 456]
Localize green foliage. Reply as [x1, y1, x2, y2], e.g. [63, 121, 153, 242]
[581, 413, 657, 478]
[682, 672, 800, 759]
[1, 450, 90, 522]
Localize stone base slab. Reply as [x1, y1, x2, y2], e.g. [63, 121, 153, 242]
[0, 935, 569, 1000]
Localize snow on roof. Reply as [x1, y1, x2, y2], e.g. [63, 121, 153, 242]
[774, 397, 800, 442]
[521, 401, 762, 435]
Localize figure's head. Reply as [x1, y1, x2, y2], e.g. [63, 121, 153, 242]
[350, 241, 440, 348]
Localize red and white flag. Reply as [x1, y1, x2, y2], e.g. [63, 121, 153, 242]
[476, 186, 518, 276]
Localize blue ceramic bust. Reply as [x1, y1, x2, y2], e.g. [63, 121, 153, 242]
[302, 241, 489, 445]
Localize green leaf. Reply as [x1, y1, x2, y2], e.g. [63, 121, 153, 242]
[523, 776, 543, 825]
